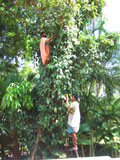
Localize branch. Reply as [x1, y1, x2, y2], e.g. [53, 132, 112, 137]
[0, 11, 23, 18]
[31, 126, 42, 160]
[0, 4, 24, 18]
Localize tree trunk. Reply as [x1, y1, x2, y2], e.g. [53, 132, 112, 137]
[81, 144, 85, 157]
[12, 127, 20, 160]
[90, 128, 95, 157]
[96, 80, 102, 97]
[1, 144, 5, 160]
[31, 126, 42, 160]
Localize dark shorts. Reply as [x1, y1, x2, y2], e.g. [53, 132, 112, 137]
[67, 125, 74, 134]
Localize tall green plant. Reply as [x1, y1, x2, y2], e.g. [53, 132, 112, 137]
[1, 0, 120, 159]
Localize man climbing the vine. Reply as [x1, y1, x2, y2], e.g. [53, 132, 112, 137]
[40, 31, 56, 66]
[65, 94, 81, 151]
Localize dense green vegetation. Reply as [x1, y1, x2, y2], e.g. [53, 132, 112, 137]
[0, 0, 120, 159]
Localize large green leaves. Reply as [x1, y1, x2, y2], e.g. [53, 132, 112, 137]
[1, 81, 33, 110]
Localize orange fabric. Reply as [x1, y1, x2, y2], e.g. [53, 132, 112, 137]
[40, 37, 50, 65]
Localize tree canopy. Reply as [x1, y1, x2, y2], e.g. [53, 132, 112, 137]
[0, 0, 120, 159]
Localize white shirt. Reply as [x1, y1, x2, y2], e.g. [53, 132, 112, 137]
[66, 101, 81, 133]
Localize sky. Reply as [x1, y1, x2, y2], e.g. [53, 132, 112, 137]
[103, 0, 120, 32]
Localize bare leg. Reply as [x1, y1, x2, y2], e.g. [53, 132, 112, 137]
[71, 132, 77, 149]
[44, 60, 49, 66]
[71, 132, 79, 157]
[44, 60, 49, 74]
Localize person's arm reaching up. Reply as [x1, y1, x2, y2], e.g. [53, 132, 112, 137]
[48, 32, 56, 42]
[65, 95, 75, 114]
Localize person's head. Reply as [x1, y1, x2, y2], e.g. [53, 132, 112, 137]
[41, 32, 47, 38]
[71, 93, 78, 102]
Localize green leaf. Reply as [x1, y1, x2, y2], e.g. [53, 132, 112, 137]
[79, 123, 91, 133]
[78, 138, 91, 145]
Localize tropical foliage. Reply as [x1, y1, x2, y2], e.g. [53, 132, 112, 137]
[0, 0, 120, 159]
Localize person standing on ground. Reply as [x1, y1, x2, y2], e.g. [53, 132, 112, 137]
[40, 31, 56, 66]
[65, 93, 81, 151]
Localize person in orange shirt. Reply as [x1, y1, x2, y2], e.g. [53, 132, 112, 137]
[40, 32, 56, 66]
